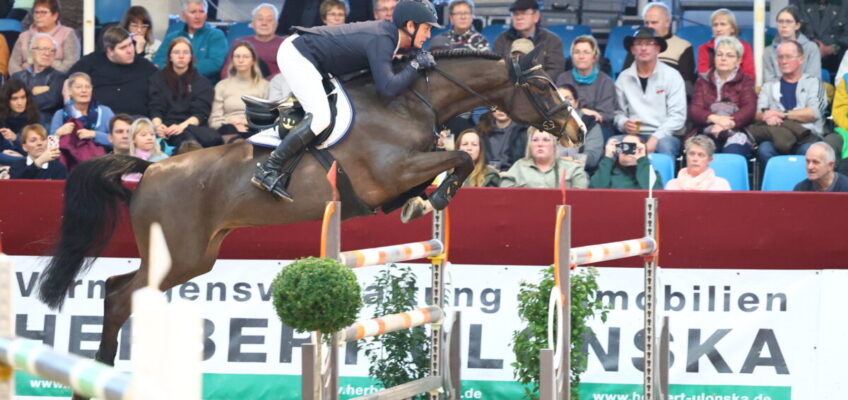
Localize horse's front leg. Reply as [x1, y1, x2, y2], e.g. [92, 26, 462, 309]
[398, 150, 472, 222]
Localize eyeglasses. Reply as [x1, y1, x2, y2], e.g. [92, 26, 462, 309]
[633, 41, 658, 48]
[129, 23, 150, 30]
[31, 47, 56, 54]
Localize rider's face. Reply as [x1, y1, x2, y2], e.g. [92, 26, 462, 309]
[413, 23, 432, 48]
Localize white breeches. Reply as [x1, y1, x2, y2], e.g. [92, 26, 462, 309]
[277, 34, 331, 134]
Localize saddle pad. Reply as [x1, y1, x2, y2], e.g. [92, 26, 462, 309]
[247, 77, 355, 150]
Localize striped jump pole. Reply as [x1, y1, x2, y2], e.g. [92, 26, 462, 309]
[0, 337, 132, 400]
[339, 306, 444, 343]
[570, 237, 657, 266]
[338, 239, 444, 269]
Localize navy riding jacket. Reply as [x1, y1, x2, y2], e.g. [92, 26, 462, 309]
[292, 20, 420, 98]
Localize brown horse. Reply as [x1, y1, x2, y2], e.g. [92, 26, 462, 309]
[37, 50, 582, 398]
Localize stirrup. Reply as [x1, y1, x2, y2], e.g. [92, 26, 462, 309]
[251, 164, 294, 201]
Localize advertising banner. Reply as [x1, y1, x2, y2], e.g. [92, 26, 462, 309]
[8, 257, 846, 399]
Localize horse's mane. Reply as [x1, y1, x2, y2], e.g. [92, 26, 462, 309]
[430, 50, 503, 61]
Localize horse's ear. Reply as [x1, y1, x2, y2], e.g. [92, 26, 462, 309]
[506, 58, 519, 83]
[518, 45, 543, 70]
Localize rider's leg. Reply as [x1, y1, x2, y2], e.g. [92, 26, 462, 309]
[253, 34, 331, 200]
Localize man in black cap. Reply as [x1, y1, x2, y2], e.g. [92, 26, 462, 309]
[492, 0, 565, 78]
[612, 27, 686, 157]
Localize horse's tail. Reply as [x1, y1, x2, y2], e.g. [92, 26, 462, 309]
[38, 155, 152, 310]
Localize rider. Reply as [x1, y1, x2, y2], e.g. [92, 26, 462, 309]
[252, 0, 442, 201]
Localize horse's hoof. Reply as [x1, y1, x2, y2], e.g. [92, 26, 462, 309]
[401, 197, 433, 223]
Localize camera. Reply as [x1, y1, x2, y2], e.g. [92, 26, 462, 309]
[616, 141, 636, 155]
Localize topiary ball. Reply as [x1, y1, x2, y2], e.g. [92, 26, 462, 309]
[271, 257, 362, 333]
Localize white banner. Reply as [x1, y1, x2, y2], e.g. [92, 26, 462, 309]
[8, 256, 847, 399]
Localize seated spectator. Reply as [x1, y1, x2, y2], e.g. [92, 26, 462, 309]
[0, 80, 41, 166]
[697, 9, 755, 79]
[794, 142, 848, 192]
[764, 6, 821, 83]
[555, 35, 615, 137]
[372, 0, 398, 22]
[153, 0, 227, 83]
[9, 0, 80, 74]
[10, 33, 65, 126]
[500, 127, 588, 188]
[321, 0, 347, 26]
[9, 124, 66, 179]
[798, 0, 847, 75]
[748, 41, 828, 167]
[69, 27, 157, 117]
[50, 72, 114, 150]
[556, 85, 603, 172]
[493, 0, 564, 78]
[269, 73, 292, 100]
[623, 2, 695, 89]
[129, 118, 169, 162]
[220, 4, 285, 80]
[456, 128, 500, 187]
[477, 110, 528, 172]
[210, 42, 270, 143]
[121, 6, 161, 62]
[614, 27, 686, 157]
[589, 135, 663, 189]
[149, 37, 219, 152]
[688, 36, 756, 158]
[666, 135, 731, 191]
[510, 38, 534, 59]
[428, 0, 489, 52]
[108, 114, 132, 155]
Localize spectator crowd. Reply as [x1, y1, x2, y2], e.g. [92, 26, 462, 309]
[0, 0, 846, 192]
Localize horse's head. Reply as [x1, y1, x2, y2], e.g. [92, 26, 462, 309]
[504, 47, 586, 147]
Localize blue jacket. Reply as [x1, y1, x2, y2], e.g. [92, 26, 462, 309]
[292, 20, 420, 98]
[153, 23, 228, 83]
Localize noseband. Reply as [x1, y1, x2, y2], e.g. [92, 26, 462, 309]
[507, 60, 574, 138]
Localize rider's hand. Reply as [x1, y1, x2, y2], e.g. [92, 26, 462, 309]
[413, 51, 436, 70]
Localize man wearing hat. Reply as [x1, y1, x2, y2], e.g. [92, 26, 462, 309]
[613, 27, 686, 157]
[493, 0, 565, 78]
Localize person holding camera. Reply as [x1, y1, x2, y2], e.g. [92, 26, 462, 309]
[9, 124, 66, 179]
[68, 26, 157, 117]
[590, 135, 663, 189]
[500, 127, 589, 189]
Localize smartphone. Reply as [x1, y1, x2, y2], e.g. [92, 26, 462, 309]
[616, 141, 636, 155]
[47, 135, 59, 149]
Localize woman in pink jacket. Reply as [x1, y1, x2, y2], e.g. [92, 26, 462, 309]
[666, 135, 731, 191]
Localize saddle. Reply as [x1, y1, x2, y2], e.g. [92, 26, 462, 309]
[242, 79, 373, 218]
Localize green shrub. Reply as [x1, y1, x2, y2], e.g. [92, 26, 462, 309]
[270, 257, 362, 333]
[512, 266, 608, 400]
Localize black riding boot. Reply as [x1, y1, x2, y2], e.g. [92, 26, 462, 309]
[251, 114, 315, 201]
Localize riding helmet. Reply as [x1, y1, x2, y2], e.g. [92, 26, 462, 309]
[393, 0, 443, 29]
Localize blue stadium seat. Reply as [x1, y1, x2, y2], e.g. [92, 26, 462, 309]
[821, 68, 832, 85]
[648, 153, 676, 187]
[676, 25, 712, 70]
[546, 24, 592, 59]
[96, 0, 130, 24]
[761, 155, 807, 191]
[709, 153, 750, 191]
[605, 25, 639, 78]
[227, 21, 254, 43]
[480, 24, 509, 51]
[0, 19, 22, 32]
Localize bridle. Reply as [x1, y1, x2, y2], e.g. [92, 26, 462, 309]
[409, 53, 583, 144]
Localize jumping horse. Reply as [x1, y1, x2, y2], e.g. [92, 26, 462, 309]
[38, 49, 583, 399]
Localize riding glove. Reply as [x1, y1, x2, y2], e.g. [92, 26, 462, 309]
[412, 51, 437, 70]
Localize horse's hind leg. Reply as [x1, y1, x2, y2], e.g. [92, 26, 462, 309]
[397, 150, 473, 222]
